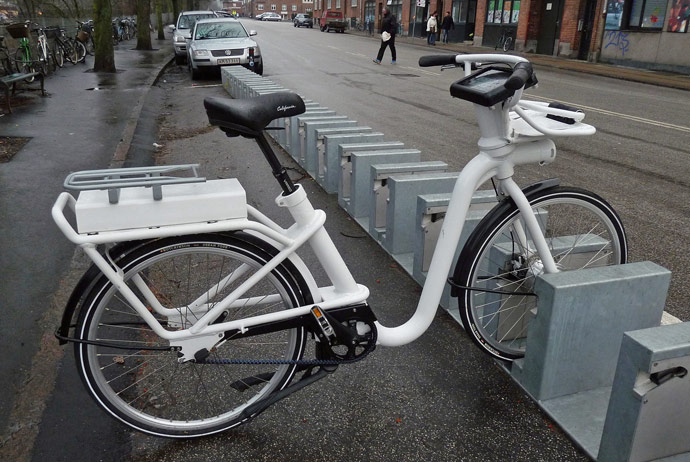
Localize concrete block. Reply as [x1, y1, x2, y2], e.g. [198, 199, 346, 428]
[512, 261, 670, 402]
[317, 132, 385, 194]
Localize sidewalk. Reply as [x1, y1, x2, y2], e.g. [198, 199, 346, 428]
[354, 30, 690, 91]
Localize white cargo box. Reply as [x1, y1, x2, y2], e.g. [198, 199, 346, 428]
[75, 178, 247, 234]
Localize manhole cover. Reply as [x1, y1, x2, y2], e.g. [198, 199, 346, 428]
[0, 136, 30, 163]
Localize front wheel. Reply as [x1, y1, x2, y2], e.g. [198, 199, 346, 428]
[74, 40, 86, 63]
[73, 233, 313, 437]
[453, 186, 627, 361]
[14, 47, 35, 82]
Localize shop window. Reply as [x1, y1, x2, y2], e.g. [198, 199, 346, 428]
[667, 0, 689, 31]
[486, 0, 519, 23]
[605, 0, 668, 29]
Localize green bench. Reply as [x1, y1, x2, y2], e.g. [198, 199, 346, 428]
[1, 71, 45, 113]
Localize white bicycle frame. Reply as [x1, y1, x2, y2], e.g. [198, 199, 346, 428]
[36, 28, 48, 63]
[52, 54, 595, 360]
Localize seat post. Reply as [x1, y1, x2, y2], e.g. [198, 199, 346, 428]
[255, 132, 297, 195]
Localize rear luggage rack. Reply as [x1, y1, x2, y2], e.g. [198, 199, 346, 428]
[64, 164, 206, 204]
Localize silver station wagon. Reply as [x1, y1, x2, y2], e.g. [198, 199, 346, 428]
[187, 18, 263, 79]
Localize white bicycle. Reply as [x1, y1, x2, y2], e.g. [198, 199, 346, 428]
[52, 54, 627, 438]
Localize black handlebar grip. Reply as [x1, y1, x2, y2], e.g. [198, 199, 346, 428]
[419, 54, 458, 67]
[504, 62, 533, 90]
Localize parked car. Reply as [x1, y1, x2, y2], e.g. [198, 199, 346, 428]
[293, 13, 313, 28]
[187, 17, 263, 79]
[255, 12, 268, 20]
[319, 10, 346, 32]
[261, 12, 282, 21]
[172, 10, 217, 64]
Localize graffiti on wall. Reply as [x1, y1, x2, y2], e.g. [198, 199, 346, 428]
[604, 30, 630, 56]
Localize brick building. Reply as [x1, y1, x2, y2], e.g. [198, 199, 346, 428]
[309, 0, 689, 69]
[246, 0, 317, 18]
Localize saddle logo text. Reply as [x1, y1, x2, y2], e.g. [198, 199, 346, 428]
[277, 105, 296, 112]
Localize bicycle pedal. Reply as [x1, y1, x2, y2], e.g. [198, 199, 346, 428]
[311, 306, 336, 342]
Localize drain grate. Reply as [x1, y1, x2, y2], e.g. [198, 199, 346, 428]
[0, 136, 30, 163]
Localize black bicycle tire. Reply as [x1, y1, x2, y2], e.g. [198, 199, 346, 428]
[14, 47, 35, 82]
[453, 186, 627, 361]
[74, 232, 314, 437]
[52, 41, 64, 68]
[503, 36, 513, 52]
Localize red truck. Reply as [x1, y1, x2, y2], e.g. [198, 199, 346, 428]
[319, 11, 346, 33]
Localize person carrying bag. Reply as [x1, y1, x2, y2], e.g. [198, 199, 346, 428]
[373, 8, 397, 64]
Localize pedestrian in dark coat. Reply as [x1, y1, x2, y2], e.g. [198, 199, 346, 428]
[373, 8, 397, 64]
[441, 11, 454, 43]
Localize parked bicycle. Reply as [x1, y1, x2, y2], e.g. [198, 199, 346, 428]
[7, 22, 37, 81]
[495, 28, 514, 52]
[77, 20, 95, 55]
[52, 54, 627, 437]
[51, 26, 81, 65]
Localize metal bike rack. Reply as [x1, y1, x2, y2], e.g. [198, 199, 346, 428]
[368, 162, 449, 245]
[509, 262, 671, 460]
[599, 321, 690, 462]
[412, 190, 499, 321]
[317, 132, 385, 194]
[378, 172, 460, 254]
[300, 119, 359, 175]
[289, 114, 342, 161]
[348, 150, 422, 225]
[337, 142, 406, 212]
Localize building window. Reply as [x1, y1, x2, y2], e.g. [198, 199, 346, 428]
[258, 4, 264, 10]
[605, 0, 668, 29]
[292, 4, 297, 10]
[336, 0, 341, 7]
[282, 4, 287, 10]
[271, 4, 277, 9]
[328, 0, 332, 8]
[486, 0, 520, 23]
[352, 0, 357, 6]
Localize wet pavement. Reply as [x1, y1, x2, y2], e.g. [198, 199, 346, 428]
[0, 30, 688, 461]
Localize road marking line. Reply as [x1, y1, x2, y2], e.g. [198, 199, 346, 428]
[524, 94, 690, 133]
[328, 46, 340, 50]
[403, 66, 439, 76]
[347, 52, 366, 57]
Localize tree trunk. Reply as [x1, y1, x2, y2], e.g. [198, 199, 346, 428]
[93, 0, 116, 72]
[136, 0, 152, 50]
[172, 0, 179, 23]
[156, 0, 165, 40]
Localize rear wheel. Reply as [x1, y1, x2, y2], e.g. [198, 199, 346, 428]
[453, 186, 627, 361]
[74, 233, 312, 437]
[53, 42, 64, 68]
